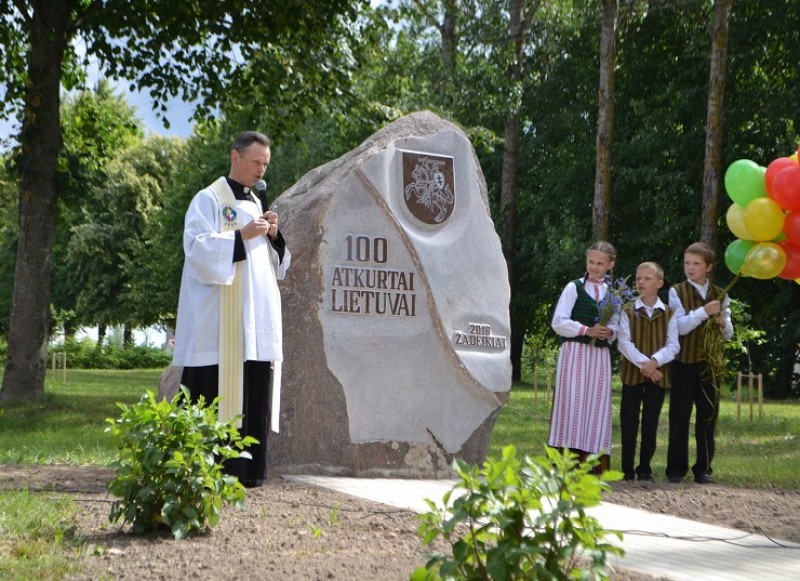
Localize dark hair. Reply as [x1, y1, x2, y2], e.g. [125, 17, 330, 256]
[684, 241, 715, 265]
[232, 131, 271, 153]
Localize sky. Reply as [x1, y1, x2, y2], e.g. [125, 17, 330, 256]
[122, 87, 196, 139]
[0, 85, 195, 145]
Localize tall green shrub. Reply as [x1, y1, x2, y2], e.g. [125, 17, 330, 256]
[105, 388, 255, 539]
[412, 446, 624, 581]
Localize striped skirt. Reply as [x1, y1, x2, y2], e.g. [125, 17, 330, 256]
[548, 340, 613, 454]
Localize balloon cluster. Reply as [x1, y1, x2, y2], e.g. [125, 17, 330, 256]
[723, 146, 800, 283]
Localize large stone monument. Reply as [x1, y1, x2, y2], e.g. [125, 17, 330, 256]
[269, 111, 511, 477]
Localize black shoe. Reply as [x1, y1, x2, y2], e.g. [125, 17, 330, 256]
[667, 475, 682, 483]
[242, 478, 264, 488]
[623, 473, 636, 481]
[694, 473, 715, 485]
[638, 474, 654, 482]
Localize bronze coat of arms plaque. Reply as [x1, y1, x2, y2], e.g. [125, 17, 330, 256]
[401, 151, 455, 225]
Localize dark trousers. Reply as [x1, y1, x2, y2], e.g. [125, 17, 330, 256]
[620, 382, 666, 479]
[181, 361, 271, 484]
[666, 360, 719, 479]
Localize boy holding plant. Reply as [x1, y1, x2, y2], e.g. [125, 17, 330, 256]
[617, 262, 679, 482]
[666, 242, 734, 484]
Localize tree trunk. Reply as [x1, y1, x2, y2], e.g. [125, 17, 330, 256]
[701, 0, 734, 248]
[438, 0, 458, 105]
[501, 0, 525, 380]
[123, 326, 133, 347]
[98, 324, 107, 346]
[593, 0, 619, 242]
[1, 5, 71, 401]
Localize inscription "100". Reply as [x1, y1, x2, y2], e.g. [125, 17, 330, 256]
[345, 235, 388, 264]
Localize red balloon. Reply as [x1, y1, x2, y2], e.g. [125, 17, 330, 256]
[772, 165, 800, 211]
[785, 211, 800, 245]
[766, 157, 798, 196]
[778, 240, 800, 280]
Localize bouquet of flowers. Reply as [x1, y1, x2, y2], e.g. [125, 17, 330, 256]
[590, 275, 636, 346]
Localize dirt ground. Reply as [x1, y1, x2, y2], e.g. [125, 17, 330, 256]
[1, 464, 798, 581]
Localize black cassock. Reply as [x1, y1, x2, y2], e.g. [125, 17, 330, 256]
[182, 362, 271, 486]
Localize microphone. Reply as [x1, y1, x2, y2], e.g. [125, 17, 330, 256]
[254, 179, 269, 211]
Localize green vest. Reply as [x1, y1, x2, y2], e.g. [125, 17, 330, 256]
[562, 279, 610, 349]
[620, 302, 673, 388]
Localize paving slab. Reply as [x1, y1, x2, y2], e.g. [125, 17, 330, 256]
[287, 475, 800, 580]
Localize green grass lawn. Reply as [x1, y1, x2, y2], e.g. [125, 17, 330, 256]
[489, 377, 800, 489]
[0, 369, 161, 465]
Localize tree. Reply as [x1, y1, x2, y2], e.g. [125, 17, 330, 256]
[700, 0, 734, 248]
[592, 0, 619, 241]
[52, 81, 144, 338]
[67, 136, 184, 337]
[0, 0, 366, 402]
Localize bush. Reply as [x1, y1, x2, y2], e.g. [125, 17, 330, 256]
[49, 338, 173, 369]
[105, 388, 256, 539]
[412, 446, 624, 581]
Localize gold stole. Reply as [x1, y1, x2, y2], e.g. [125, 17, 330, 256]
[208, 177, 245, 427]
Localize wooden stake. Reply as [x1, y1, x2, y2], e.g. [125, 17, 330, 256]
[736, 372, 742, 421]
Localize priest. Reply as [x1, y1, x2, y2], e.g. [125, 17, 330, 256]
[172, 131, 290, 487]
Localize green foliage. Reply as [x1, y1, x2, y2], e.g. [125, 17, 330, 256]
[49, 83, 146, 335]
[105, 388, 255, 539]
[724, 298, 766, 370]
[63, 135, 185, 331]
[412, 446, 623, 581]
[47, 338, 172, 370]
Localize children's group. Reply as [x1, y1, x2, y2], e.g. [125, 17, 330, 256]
[549, 241, 734, 484]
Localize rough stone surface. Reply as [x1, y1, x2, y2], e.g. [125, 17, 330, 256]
[158, 364, 182, 402]
[268, 111, 511, 477]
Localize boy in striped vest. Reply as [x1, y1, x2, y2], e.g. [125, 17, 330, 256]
[617, 262, 679, 482]
[666, 242, 733, 484]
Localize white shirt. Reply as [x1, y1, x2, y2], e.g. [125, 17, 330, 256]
[668, 279, 733, 341]
[617, 297, 680, 368]
[172, 187, 291, 367]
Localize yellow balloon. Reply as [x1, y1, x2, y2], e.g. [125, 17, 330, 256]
[743, 198, 786, 241]
[725, 204, 755, 240]
[742, 242, 787, 279]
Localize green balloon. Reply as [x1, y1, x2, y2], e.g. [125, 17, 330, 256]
[725, 159, 767, 207]
[725, 238, 756, 275]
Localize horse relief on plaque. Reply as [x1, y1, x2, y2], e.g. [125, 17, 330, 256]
[402, 151, 455, 225]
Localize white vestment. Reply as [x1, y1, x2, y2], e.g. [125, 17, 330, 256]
[172, 178, 290, 429]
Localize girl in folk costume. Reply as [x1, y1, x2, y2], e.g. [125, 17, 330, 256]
[549, 241, 619, 472]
